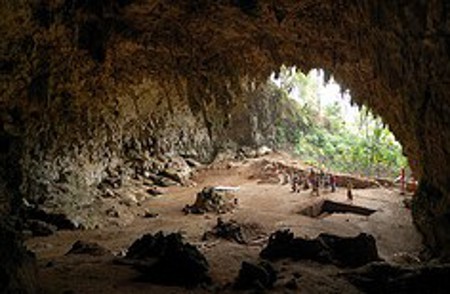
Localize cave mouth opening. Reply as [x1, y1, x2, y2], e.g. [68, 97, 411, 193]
[269, 66, 410, 181]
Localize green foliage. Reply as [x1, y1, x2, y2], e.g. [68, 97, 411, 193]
[272, 68, 407, 178]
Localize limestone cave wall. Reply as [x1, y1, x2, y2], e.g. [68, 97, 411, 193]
[0, 1, 280, 227]
[1, 2, 450, 290]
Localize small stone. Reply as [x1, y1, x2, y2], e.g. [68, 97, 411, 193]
[103, 188, 115, 198]
[143, 211, 159, 218]
[154, 176, 178, 187]
[146, 188, 163, 196]
[185, 158, 202, 168]
[106, 207, 120, 218]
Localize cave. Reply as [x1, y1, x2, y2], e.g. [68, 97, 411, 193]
[1, 0, 450, 293]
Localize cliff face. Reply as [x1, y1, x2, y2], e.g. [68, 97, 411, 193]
[1, 1, 450, 290]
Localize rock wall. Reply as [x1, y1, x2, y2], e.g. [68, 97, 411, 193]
[0, 2, 278, 227]
[1, 3, 450, 291]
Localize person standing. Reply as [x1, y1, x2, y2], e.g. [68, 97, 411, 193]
[347, 180, 353, 201]
[330, 174, 336, 193]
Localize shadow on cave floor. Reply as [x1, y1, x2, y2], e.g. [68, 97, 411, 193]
[25, 152, 422, 293]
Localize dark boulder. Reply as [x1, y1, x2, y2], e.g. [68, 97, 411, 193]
[343, 261, 450, 294]
[27, 208, 80, 230]
[25, 219, 57, 237]
[260, 230, 380, 268]
[233, 261, 277, 290]
[260, 230, 329, 262]
[124, 232, 210, 287]
[318, 233, 380, 267]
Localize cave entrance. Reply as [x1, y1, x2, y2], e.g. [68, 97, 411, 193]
[270, 66, 409, 181]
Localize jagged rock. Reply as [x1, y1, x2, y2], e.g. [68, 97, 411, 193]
[146, 188, 163, 196]
[66, 240, 111, 256]
[27, 208, 80, 230]
[154, 156, 192, 185]
[159, 168, 184, 183]
[99, 173, 122, 189]
[260, 230, 380, 268]
[153, 176, 179, 187]
[102, 188, 116, 198]
[237, 147, 257, 159]
[0, 220, 37, 294]
[342, 261, 450, 294]
[105, 207, 120, 218]
[25, 219, 57, 237]
[123, 232, 210, 287]
[202, 218, 246, 244]
[256, 145, 272, 157]
[185, 158, 202, 168]
[183, 187, 237, 214]
[233, 261, 277, 290]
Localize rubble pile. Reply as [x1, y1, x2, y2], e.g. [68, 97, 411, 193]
[202, 218, 247, 244]
[183, 187, 237, 214]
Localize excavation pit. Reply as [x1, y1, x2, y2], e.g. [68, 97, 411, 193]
[299, 200, 376, 218]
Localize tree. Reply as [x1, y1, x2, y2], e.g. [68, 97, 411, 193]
[272, 67, 407, 178]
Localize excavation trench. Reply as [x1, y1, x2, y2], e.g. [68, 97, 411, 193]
[299, 200, 376, 218]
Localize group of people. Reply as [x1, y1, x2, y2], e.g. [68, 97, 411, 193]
[291, 169, 337, 196]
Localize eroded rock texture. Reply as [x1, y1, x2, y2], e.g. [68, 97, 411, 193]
[1, 1, 450, 289]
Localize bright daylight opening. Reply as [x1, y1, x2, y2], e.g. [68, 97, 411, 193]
[271, 66, 409, 180]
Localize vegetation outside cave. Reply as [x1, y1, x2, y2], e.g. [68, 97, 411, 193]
[270, 66, 408, 179]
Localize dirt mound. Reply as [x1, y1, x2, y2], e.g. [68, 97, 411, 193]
[66, 240, 112, 256]
[260, 230, 381, 268]
[183, 187, 237, 214]
[248, 159, 297, 184]
[122, 232, 210, 287]
[202, 218, 265, 244]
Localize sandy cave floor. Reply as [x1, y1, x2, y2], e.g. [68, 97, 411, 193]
[25, 154, 423, 293]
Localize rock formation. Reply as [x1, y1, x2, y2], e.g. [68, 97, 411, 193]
[1, 1, 450, 291]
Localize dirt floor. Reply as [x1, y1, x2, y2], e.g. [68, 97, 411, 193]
[25, 153, 423, 293]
